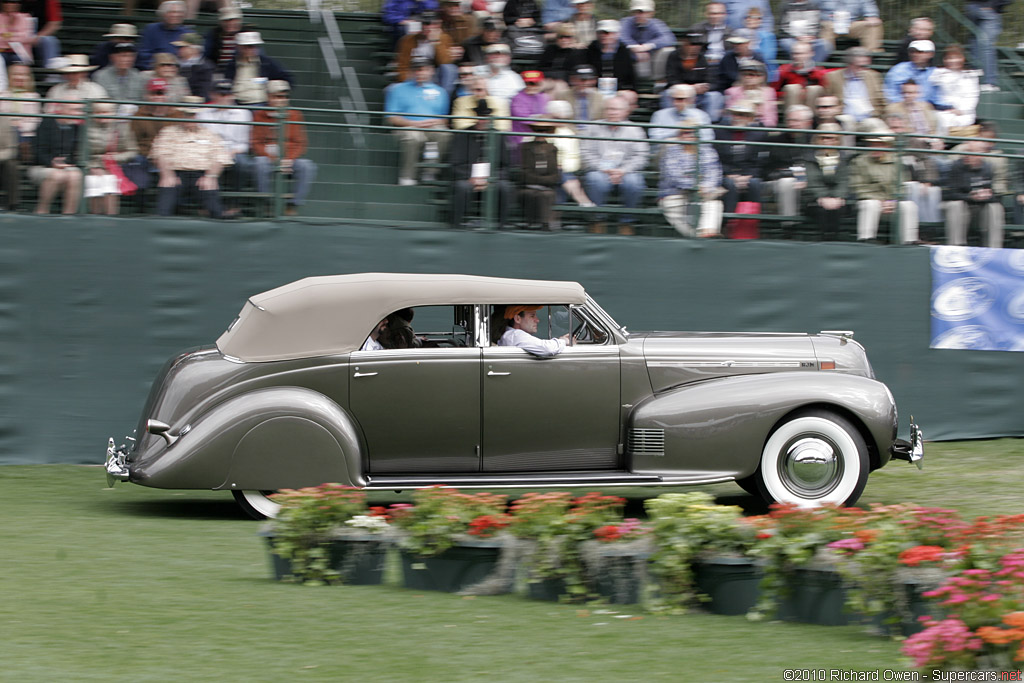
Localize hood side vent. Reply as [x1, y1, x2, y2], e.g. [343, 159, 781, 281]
[628, 428, 665, 457]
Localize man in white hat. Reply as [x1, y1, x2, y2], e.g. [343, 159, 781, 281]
[883, 40, 937, 104]
[224, 31, 294, 106]
[584, 19, 636, 92]
[483, 43, 524, 104]
[206, 6, 243, 72]
[45, 55, 108, 107]
[251, 80, 317, 216]
[619, 0, 675, 81]
[138, 0, 193, 70]
[649, 83, 712, 141]
[849, 131, 919, 243]
[92, 23, 139, 69]
[150, 95, 233, 219]
[93, 42, 147, 109]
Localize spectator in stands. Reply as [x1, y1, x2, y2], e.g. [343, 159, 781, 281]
[1, 62, 41, 145]
[884, 40, 938, 104]
[84, 101, 138, 216]
[539, 24, 584, 85]
[774, 40, 827, 114]
[930, 44, 980, 133]
[895, 17, 937, 65]
[619, 0, 675, 82]
[251, 80, 317, 216]
[658, 122, 723, 237]
[151, 95, 231, 218]
[450, 98, 514, 228]
[226, 32, 294, 106]
[887, 80, 942, 137]
[508, 69, 548, 150]
[716, 100, 766, 215]
[616, 88, 639, 116]
[740, 7, 777, 83]
[451, 77, 510, 129]
[542, 0, 574, 33]
[804, 123, 849, 240]
[579, 95, 648, 234]
[543, 98, 594, 206]
[586, 20, 636, 93]
[144, 52, 189, 102]
[46, 55, 108, 107]
[945, 120, 1008, 223]
[385, 56, 450, 186]
[849, 130, 919, 243]
[663, 32, 720, 119]
[725, 59, 776, 127]
[569, 0, 596, 49]
[0, 112, 18, 209]
[945, 139, 1004, 247]
[818, 0, 883, 54]
[825, 47, 885, 124]
[396, 12, 455, 93]
[30, 100, 81, 214]
[0, 0, 34, 67]
[812, 94, 855, 147]
[692, 1, 730, 67]
[462, 18, 507, 65]
[440, 0, 476, 62]
[138, 0, 192, 71]
[381, 0, 439, 46]
[451, 63, 475, 101]
[205, 6, 242, 73]
[502, 0, 540, 31]
[723, 0, 774, 31]
[778, 0, 828, 62]
[650, 83, 712, 141]
[92, 23, 138, 69]
[766, 104, 814, 221]
[172, 33, 213, 100]
[556, 63, 603, 121]
[483, 43, 524, 103]
[519, 117, 562, 229]
[93, 43, 147, 112]
[966, 0, 1006, 92]
[715, 35, 759, 95]
[197, 78, 253, 189]
[130, 78, 179, 189]
[883, 112, 942, 224]
[19, 0, 60, 73]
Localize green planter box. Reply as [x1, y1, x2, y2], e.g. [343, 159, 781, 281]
[867, 579, 941, 637]
[590, 549, 648, 605]
[526, 577, 567, 602]
[264, 535, 389, 585]
[693, 556, 763, 616]
[400, 541, 503, 593]
[777, 565, 850, 626]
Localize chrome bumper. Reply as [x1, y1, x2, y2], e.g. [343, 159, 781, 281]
[890, 419, 924, 470]
[105, 437, 131, 486]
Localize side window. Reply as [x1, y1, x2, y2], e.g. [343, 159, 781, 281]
[486, 305, 609, 346]
[378, 305, 472, 350]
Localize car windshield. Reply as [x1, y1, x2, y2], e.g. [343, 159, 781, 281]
[585, 294, 627, 336]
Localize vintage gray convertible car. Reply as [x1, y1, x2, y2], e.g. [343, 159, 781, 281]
[105, 273, 923, 518]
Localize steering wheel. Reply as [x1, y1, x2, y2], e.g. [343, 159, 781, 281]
[573, 320, 590, 343]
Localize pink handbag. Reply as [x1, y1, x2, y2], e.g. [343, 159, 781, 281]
[728, 201, 760, 239]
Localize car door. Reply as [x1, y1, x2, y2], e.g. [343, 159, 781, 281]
[350, 306, 481, 474]
[481, 305, 621, 472]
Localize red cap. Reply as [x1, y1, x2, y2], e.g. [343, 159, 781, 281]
[521, 70, 544, 84]
[147, 78, 168, 92]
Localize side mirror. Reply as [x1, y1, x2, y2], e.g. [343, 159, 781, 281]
[146, 419, 178, 446]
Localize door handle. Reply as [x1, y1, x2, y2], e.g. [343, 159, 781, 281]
[353, 372, 378, 378]
[487, 370, 510, 376]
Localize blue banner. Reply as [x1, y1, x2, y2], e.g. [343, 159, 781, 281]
[930, 246, 1024, 352]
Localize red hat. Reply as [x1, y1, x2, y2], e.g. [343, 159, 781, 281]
[503, 305, 542, 320]
[147, 77, 168, 92]
[522, 70, 544, 84]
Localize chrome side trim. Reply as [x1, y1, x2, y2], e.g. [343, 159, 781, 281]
[362, 476, 735, 490]
[646, 360, 807, 368]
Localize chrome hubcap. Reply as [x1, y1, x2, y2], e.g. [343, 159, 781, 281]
[779, 436, 842, 496]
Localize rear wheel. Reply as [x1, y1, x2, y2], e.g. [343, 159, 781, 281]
[757, 410, 869, 508]
[232, 490, 280, 520]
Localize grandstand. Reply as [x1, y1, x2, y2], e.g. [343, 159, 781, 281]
[18, 1, 1024, 241]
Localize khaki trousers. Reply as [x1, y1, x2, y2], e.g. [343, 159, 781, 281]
[820, 20, 884, 53]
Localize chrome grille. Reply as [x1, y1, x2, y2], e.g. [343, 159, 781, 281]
[628, 428, 665, 457]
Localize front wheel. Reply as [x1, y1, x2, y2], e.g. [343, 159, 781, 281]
[232, 490, 281, 520]
[757, 410, 869, 508]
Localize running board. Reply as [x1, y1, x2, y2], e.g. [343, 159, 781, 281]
[365, 471, 664, 490]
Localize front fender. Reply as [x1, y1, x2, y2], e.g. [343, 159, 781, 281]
[130, 387, 364, 490]
[630, 373, 897, 479]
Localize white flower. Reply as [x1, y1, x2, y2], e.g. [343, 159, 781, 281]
[344, 515, 390, 532]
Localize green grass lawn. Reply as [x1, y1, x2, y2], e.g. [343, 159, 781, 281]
[2, 439, 1021, 681]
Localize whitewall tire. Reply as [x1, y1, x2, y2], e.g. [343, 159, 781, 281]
[232, 490, 281, 520]
[757, 410, 869, 507]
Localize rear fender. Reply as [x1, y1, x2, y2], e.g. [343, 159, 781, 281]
[629, 373, 897, 479]
[130, 387, 364, 490]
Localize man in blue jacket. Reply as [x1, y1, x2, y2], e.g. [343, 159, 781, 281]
[619, 0, 675, 81]
[224, 31, 294, 105]
[382, 0, 439, 46]
[138, 0, 193, 70]
[883, 40, 938, 104]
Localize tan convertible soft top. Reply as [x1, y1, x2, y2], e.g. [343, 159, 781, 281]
[216, 273, 587, 362]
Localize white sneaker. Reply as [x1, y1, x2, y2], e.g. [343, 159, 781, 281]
[398, 177, 417, 186]
[980, 84, 1001, 93]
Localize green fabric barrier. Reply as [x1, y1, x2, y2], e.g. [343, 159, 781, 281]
[1, 215, 1019, 465]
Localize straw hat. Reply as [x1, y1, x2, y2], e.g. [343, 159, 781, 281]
[57, 55, 98, 73]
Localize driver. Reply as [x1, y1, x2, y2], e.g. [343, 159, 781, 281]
[360, 318, 387, 351]
[496, 305, 570, 357]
